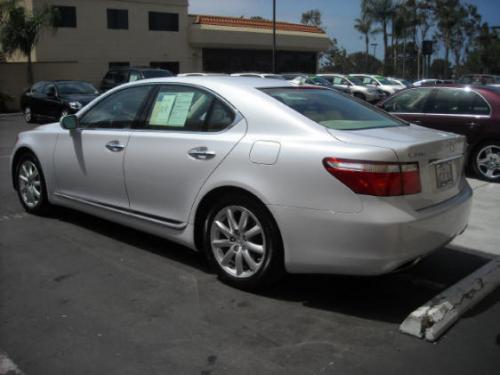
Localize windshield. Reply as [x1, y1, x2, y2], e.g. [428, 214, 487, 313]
[376, 77, 394, 85]
[142, 70, 172, 78]
[261, 87, 404, 130]
[55, 81, 98, 95]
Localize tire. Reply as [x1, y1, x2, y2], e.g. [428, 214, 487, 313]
[471, 141, 500, 182]
[15, 153, 51, 215]
[203, 193, 284, 290]
[23, 106, 35, 123]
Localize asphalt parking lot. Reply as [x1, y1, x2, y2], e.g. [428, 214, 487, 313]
[1, 113, 499, 375]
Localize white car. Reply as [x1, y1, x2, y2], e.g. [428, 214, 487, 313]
[318, 74, 385, 102]
[177, 73, 228, 77]
[11, 76, 472, 290]
[350, 74, 405, 95]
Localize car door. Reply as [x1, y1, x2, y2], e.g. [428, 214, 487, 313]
[333, 77, 350, 93]
[422, 88, 491, 145]
[124, 84, 246, 224]
[54, 85, 152, 208]
[380, 87, 434, 125]
[28, 81, 47, 115]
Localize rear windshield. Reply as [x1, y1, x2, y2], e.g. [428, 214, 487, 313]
[261, 87, 404, 130]
[55, 81, 98, 95]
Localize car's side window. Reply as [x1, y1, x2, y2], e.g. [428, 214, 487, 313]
[333, 77, 343, 85]
[383, 88, 433, 113]
[79, 86, 151, 129]
[426, 89, 490, 116]
[43, 83, 56, 97]
[145, 85, 235, 132]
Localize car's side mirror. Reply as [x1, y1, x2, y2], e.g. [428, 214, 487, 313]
[61, 114, 79, 130]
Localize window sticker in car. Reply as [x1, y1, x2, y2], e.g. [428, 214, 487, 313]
[149, 92, 176, 126]
[168, 92, 195, 127]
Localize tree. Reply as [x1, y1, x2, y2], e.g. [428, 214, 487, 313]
[354, 12, 373, 71]
[433, 0, 462, 78]
[320, 38, 353, 73]
[430, 58, 451, 78]
[364, 0, 396, 74]
[301, 9, 323, 28]
[0, 3, 57, 84]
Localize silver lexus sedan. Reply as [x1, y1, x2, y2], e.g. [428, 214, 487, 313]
[10, 76, 472, 290]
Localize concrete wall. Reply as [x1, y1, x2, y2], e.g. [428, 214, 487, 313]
[0, 62, 78, 111]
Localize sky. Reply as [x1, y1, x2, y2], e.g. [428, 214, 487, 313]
[189, 0, 500, 60]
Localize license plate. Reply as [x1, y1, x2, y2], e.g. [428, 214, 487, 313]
[435, 161, 454, 189]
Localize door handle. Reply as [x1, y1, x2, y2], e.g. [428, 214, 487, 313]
[413, 120, 422, 125]
[105, 140, 126, 152]
[188, 146, 216, 160]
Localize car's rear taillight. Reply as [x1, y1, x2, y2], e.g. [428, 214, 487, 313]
[323, 157, 421, 196]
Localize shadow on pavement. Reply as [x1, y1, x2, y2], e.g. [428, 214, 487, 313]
[53, 206, 495, 325]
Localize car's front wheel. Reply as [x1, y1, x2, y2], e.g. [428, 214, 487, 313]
[23, 106, 35, 123]
[203, 194, 284, 290]
[471, 142, 500, 182]
[15, 153, 51, 214]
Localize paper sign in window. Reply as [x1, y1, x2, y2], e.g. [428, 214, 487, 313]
[149, 93, 176, 126]
[167, 92, 195, 127]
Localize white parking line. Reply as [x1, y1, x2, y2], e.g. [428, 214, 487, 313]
[400, 257, 500, 341]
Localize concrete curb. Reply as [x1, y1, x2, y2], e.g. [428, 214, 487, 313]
[400, 256, 500, 342]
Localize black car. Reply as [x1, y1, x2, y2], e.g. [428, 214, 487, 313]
[100, 67, 173, 91]
[21, 80, 99, 123]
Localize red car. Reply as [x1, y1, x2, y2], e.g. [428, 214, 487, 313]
[379, 85, 500, 182]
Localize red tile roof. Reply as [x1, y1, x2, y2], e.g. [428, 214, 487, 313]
[193, 15, 325, 34]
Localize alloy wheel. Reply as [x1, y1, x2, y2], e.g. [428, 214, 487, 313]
[18, 160, 42, 208]
[210, 205, 266, 278]
[476, 145, 500, 180]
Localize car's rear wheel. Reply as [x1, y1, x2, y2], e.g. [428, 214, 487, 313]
[471, 142, 500, 182]
[23, 106, 34, 123]
[15, 153, 51, 214]
[203, 194, 284, 290]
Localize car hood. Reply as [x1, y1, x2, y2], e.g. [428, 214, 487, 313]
[59, 94, 98, 105]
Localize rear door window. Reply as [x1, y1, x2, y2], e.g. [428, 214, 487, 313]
[261, 87, 404, 130]
[425, 89, 490, 116]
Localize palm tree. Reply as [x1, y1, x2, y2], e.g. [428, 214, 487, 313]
[0, 3, 56, 84]
[354, 14, 373, 71]
[364, 0, 396, 74]
[433, 0, 461, 78]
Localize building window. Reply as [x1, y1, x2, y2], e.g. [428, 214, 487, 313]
[53, 6, 77, 28]
[150, 62, 179, 75]
[107, 9, 128, 30]
[109, 62, 130, 69]
[148, 12, 178, 31]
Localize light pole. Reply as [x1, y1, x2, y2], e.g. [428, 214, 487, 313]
[272, 0, 276, 73]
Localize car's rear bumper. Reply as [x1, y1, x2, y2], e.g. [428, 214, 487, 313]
[268, 182, 473, 275]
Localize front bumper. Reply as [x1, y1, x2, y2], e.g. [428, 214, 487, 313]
[268, 183, 473, 275]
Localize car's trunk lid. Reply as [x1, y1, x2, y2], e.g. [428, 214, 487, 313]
[328, 125, 467, 210]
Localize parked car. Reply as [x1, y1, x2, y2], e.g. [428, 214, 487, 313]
[11, 77, 471, 290]
[458, 74, 500, 86]
[177, 73, 228, 77]
[412, 79, 454, 87]
[349, 74, 405, 95]
[388, 77, 413, 88]
[290, 75, 336, 89]
[20, 80, 99, 123]
[281, 73, 306, 80]
[318, 74, 385, 102]
[100, 67, 173, 91]
[378, 85, 500, 181]
[230, 73, 286, 80]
